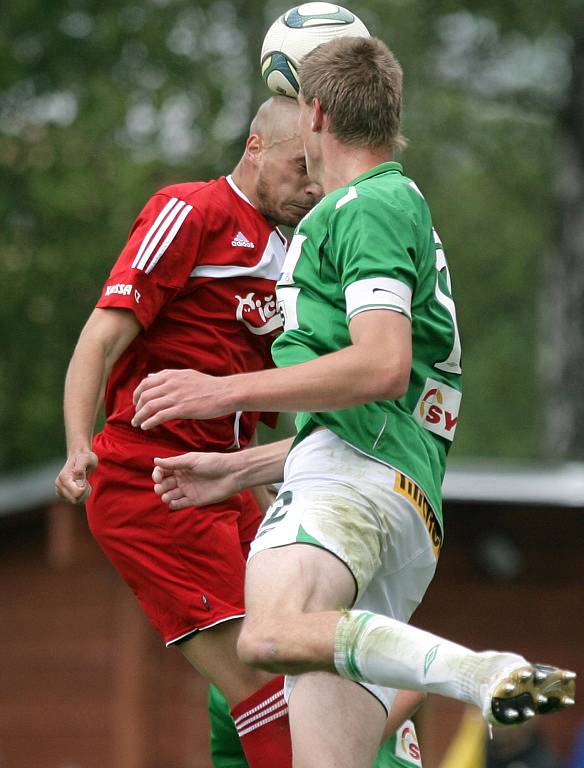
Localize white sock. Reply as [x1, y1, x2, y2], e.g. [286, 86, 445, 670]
[333, 610, 526, 709]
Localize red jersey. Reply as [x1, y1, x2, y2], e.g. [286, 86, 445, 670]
[96, 175, 285, 451]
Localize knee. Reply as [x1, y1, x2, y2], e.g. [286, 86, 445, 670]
[237, 620, 286, 672]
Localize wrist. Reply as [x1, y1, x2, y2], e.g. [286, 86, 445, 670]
[67, 438, 93, 457]
[230, 448, 253, 489]
[218, 373, 248, 414]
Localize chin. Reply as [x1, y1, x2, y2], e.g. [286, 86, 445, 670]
[282, 214, 303, 228]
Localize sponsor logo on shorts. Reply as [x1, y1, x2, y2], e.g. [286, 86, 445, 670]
[394, 472, 442, 557]
[105, 283, 133, 297]
[414, 377, 461, 442]
[395, 721, 422, 766]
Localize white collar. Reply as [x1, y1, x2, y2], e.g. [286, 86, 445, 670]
[226, 174, 255, 208]
[225, 174, 286, 245]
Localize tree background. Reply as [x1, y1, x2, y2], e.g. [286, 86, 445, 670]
[1, 0, 582, 472]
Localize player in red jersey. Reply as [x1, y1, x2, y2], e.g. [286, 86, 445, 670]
[55, 96, 322, 768]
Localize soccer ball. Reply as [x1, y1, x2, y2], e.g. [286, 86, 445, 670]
[261, 3, 370, 98]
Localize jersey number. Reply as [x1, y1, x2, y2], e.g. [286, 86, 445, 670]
[255, 491, 293, 538]
[278, 226, 462, 377]
[432, 229, 462, 375]
[276, 234, 306, 332]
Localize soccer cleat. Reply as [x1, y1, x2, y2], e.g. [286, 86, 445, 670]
[486, 662, 577, 726]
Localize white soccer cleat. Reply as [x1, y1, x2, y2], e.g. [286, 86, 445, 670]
[481, 657, 577, 726]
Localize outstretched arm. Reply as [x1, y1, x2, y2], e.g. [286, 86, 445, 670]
[55, 308, 140, 503]
[133, 310, 411, 430]
[153, 437, 293, 510]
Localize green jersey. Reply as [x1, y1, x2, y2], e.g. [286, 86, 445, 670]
[272, 162, 462, 529]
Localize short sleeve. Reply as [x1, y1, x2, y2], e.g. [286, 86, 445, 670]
[329, 194, 417, 323]
[96, 192, 203, 329]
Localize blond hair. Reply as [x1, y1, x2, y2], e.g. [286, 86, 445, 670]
[299, 36, 406, 152]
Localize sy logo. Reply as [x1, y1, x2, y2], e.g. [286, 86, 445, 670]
[414, 378, 461, 442]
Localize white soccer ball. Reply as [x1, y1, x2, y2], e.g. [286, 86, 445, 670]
[261, 3, 370, 98]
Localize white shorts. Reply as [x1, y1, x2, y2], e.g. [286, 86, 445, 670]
[249, 428, 440, 712]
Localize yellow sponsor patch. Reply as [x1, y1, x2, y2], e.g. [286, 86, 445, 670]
[393, 472, 442, 558]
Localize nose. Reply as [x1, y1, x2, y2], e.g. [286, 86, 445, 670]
[305, 180, 323, 199]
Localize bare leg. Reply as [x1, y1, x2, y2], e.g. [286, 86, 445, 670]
[240, 544, 389, 767]
[289, 673, 386, 768]
[239, 546, 576, 728]
[179, 618, 274, 707]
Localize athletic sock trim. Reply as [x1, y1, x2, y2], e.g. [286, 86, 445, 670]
[232, 685, 288, 736]
[236, 703, 288, 736]
[233, 688, 284, 725]
[334, 610, 375, 681]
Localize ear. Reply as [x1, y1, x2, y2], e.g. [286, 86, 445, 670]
[244, 133, 263, 165]
[311, 98, 325, 133]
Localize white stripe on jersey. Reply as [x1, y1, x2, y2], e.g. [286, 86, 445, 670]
[190, 230, 286, 281]
[132, 196, 178, 269]
[144, 204, 193, 274]
[136, 199, 186, 271]
[132, 198, 192, 273]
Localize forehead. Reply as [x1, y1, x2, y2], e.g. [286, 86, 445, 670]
[268, 134, 305, 162]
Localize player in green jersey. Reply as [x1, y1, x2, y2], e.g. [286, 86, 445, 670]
[133, 36, 575, 768]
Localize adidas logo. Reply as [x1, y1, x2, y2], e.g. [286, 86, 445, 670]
[231, 231, 255, 248]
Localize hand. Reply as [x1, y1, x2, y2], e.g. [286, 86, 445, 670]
[152, 452, 240, 510]
[55, 450, 98, 504]
[132, 369, 231, 430]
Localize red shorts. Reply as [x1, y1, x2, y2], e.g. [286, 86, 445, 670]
[86, 426, 262, 645]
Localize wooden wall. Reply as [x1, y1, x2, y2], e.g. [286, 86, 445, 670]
[0, 504, 212, 768]
[0, 500, 582, 767]
[414, 501, 584, 767]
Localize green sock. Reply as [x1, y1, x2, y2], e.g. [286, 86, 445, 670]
[208, 685, 248, 768]
[207, 684, 422, 768]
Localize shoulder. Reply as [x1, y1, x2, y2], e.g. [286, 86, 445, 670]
[142, 177, 260, 236]
[332, 174, 429, 232]
[154, 178, 222, 205]
[361, 172, 430, 221]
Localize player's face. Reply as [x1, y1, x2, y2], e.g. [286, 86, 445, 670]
[256, 135, 322, 227]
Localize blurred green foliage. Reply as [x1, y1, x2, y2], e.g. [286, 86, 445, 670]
[0, 0, 581, 470]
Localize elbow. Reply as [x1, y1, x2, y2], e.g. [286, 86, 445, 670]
[369, 364, 410, 402]
[380, 372, 410, 401]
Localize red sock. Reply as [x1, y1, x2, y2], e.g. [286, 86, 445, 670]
[231, 676, 292, 768]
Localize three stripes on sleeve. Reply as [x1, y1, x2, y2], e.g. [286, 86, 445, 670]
[132, 197, 193, 274]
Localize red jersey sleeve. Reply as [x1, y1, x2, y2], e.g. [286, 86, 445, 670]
[259, 411, 279, 428]
[97, 191, 203, 329]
